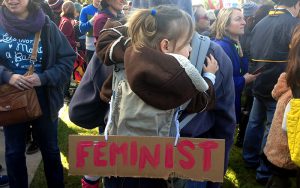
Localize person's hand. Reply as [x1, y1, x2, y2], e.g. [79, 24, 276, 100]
[74, 20, 79, 26]
[89, 12, 98, 25]
[26, 73, 41, 87]
[8, 74, 33, 90]
[76, 42, 81, 47]
[203, 54, 219, 74]
[244, 72, 260, 84]
[25, 73, 41, 87]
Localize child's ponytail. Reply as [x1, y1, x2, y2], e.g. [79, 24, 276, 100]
[127, 9, 158, 50]
[127, 5, 194, 51]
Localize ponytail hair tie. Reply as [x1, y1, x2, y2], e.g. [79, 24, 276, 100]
[151, 9, 157, 16]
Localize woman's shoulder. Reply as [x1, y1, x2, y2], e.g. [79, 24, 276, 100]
[213, 37, 234, 51]
[95, 12, 111, 22]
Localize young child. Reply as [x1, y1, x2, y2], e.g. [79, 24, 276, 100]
[97, 6, 218, 113]
[82, 5, 219, 188]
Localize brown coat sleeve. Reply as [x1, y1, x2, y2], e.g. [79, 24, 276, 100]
[96, 19, 129, 66]
[185, 78, 215, 113]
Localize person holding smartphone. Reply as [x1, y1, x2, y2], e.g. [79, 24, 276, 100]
[211, 7, 259, 138]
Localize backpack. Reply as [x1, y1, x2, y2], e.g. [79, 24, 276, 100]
[104, 32, 211, 146]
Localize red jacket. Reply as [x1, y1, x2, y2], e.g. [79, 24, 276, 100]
[59, 16, 76, 50]
[93, 13, 111, 41]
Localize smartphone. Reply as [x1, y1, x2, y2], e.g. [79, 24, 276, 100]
[252, 65, 267, 74]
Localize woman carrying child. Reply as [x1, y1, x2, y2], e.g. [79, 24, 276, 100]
[93, 5, 219, 188]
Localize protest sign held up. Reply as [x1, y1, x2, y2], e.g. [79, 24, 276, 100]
[69, 135, 225, 182]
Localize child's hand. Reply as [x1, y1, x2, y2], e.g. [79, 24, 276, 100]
[203, 54, 219, 74]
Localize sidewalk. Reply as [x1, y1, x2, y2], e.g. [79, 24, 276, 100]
[0, 128, 42, 188]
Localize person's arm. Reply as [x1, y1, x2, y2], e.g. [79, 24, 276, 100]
[221, 43, 246, 94]
[96, 20, 128, 65]
[37, 22, 76, 86]
[185, 77, 215, 113]
[79, 7, 93, 34]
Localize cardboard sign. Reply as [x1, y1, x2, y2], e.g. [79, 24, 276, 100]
[69, 135, 225, 182]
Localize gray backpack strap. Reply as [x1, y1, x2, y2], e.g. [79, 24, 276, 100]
[189, 32, 211, 74]
[179, 33, 211, 129]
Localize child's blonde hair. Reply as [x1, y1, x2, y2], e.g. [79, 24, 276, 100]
[127, 5, 194, 51]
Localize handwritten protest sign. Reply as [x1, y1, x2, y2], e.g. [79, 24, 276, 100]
[69, 135, 225, 182]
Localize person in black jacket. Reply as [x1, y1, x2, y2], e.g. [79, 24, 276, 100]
[243, 0, 300, 185]
[0, 0, 76, 187]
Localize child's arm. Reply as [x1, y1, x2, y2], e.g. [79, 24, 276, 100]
[185, 77, 215, 113]
[96, 19, 129, 66]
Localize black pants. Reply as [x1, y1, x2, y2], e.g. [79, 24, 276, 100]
[85, 50, 94, 65]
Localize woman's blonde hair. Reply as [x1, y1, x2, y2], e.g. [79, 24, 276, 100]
[211, 7, 241, 40]
[127, 5, 194, 51]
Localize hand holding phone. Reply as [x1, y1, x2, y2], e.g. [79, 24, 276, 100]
[252, 65, 267, 74]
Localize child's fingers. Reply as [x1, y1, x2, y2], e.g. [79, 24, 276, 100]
[206, 56, 211, 64]
[209, 54, 219, 69]
[210, 54, 216, 63]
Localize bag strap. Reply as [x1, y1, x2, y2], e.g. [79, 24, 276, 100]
[179, 33, 211, 130]
[31, 31, 41, 62]
[27, 31, 41, 75]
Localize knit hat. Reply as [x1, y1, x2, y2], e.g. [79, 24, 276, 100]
[48, 0, 64, 13]
[242, 1, 258, 17]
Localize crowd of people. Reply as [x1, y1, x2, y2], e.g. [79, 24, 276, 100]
[0, 0, 300, 187]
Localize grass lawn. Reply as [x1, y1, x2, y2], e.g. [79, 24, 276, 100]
[30, 105, 295, 188]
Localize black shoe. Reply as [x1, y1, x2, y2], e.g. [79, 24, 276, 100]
[26, 142, 39, 155]
[0, 175, 8, 187]
[0, 164, 2, 171]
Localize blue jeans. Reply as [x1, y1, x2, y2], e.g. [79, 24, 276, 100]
[3, 90, 64, 188]
[243, 97, 276, 180]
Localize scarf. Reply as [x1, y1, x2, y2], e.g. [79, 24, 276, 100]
[0, 6, 45, 38]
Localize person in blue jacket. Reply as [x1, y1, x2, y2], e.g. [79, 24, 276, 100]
[211, 7, 258, 128]
[79, 0, 100, 63]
